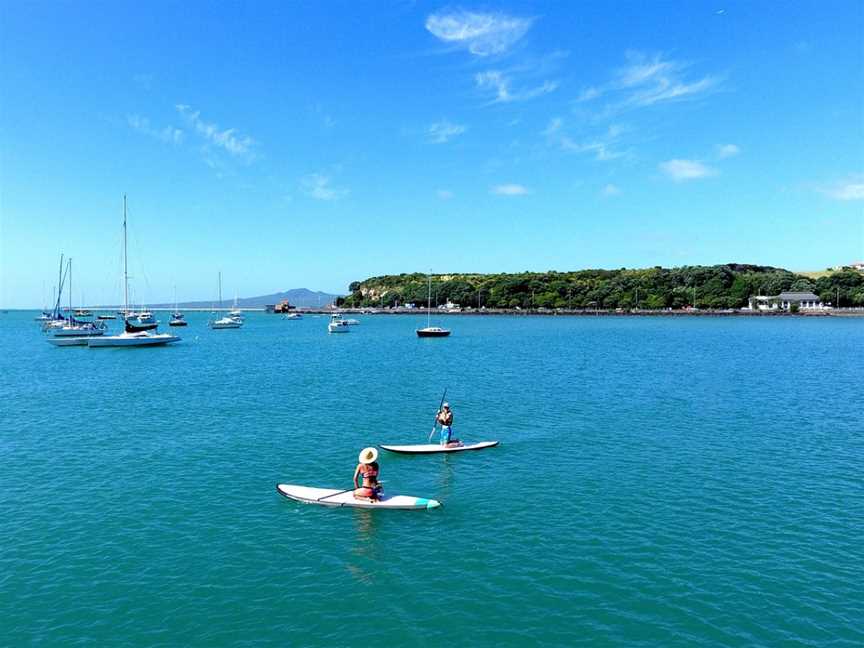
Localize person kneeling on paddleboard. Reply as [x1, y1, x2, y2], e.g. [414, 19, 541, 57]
[353, 447, 382, 501]
[436, 403, 459, 446]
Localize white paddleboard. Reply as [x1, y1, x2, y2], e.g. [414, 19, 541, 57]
[379, 441, 499, 454]
[276, 484, 440, 510]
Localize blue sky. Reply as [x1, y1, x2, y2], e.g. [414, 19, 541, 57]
[1, 1, 862, 307]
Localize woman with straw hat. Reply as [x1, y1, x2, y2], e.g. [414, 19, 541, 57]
[353, 447, 382, 501]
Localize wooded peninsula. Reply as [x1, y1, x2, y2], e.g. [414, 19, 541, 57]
[337, 265, 864, 310]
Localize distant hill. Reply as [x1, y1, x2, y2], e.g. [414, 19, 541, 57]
[151, 288, 340, 309]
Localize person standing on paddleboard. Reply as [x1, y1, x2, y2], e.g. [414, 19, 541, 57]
[353, 447, 381, 501]
[436, 403, 458, 446]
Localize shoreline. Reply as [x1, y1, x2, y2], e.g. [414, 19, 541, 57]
[10, 307, 864, 317]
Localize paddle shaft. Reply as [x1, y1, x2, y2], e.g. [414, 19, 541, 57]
[428, 387, 448, 441]
[319, 480, 387, 502]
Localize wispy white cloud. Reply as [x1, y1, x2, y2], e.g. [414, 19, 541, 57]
[437, 189, 454, 200]
[300, 173, 348, 201]
[659, 159, 718, 182]
[541, 117, 563, 137]
[578, 52, 720, 112]
[491, 183, 530, 196]
[820, 175, 864, 201]
[127, 114, 184, 144]
[428, 120, 467, 144]
[176, 104, 255, 158]
[475, 70, 558, 103]
[425, 10, 533, 56]
[717, 143, 740, 159]
[602, 183, 621, 196]
[544, 119, 627, 161]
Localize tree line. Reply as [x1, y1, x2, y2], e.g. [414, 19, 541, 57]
[336, 265, 864, 310]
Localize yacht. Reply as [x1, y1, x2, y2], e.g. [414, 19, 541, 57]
[87, 195, 180, 348]
[169, 288, 188, 327]
[416, 271, 451, 338]
[327, 313, 350, 333]
[209, 273, 243, 329]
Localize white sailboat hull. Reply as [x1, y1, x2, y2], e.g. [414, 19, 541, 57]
[87, 331, 180, 347]
[47, 337, 90, 347]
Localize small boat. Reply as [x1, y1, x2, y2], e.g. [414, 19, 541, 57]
[380, 441, 499, 454]
[416, 271, 451, 338]
[276, 484, 441, 510]
[209, 272, 243, 329]
[74, 309, 93, 319]
[35, 312, 52, 322]
[416, 326, 451, 338]
[87, 195, 181, 348]
[46, 259, 108, 344]
[97, 314, 117, 320]
[125, 310, 158, 332]
[284, 312, 302, 320]
[327, 314, 350, 333]
[344, 318, 360, 325]
[168, 288, 187, 326]
[228, 294, 244, 320]
[50, 322, 106, 338]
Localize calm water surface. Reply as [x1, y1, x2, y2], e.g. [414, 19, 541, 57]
[2, 312, 862, 646]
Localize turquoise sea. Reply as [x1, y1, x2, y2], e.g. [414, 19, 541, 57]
[2, 311, 862, 646]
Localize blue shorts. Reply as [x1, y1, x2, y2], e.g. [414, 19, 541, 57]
[439, 425, 452, 445]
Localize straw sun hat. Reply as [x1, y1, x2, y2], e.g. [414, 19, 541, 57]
[358, 447, 378, 464]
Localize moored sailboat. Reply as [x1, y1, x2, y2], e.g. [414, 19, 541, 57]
[416, 271, 451, 338]
[209, 272, 243, 329]
[88, 195, 179, 348]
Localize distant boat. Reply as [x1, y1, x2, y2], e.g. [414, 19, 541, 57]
[97, 314, 116, 320]
[209, 272, 243, 329]
[88, 195, 180, 348]
[125, 310, 158, 332]
[416, 271, 451, 338]
[328, 313, 350, 333]
[344, 318, 360, 325]
[46, 258, 107, 345]
[169, 287, 188, 327]
[228, 293, 244, 320]
[284, 312, 302, 320]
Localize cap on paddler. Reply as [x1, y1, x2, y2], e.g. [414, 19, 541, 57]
[442, 402, 450, 409]
[359, 447, 378, 464]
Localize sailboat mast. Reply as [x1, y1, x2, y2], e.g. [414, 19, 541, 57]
[218, 271, 223, 311]
[123, 195, 129, 316]
[69, 259, 73, 319]
[56, 253, 64, 316]
[427, 271, 432, 328]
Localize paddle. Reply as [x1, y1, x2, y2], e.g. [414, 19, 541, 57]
[428, 387, 448, 442]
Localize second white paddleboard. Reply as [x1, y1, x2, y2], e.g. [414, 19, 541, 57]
[379, 441, 499, 454]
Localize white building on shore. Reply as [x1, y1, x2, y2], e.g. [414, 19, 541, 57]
[748, 291, 826, 311]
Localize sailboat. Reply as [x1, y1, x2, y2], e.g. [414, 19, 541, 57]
[46, 258, 107, 346]
[416, 271, 451, 338]
[169, 287, 187, 327]
[88, 195, 180, 348]
[228, 293, 244, 320]
[209, 272, 243, 329]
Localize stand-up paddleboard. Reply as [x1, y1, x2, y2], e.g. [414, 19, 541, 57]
[380, 440, 499, 454]
[276, 484, 440, 510]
